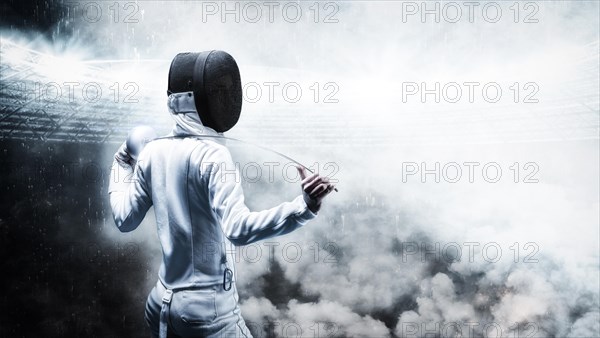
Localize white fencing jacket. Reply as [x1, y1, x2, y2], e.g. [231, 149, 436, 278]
[109, 112, 316, 289]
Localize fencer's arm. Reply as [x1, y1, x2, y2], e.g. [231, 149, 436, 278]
[108, 144, 153, 232]
[207, 147, 317, 246]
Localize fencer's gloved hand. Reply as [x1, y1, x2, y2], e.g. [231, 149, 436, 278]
[115, 126, 158, 168]
[114, 142, 136, 168]
[297, 166, 336, 214]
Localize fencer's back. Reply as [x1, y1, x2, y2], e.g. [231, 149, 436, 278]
[138, 137, 232, 289]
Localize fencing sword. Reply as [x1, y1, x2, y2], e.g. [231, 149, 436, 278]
[126, 125, 338, 192]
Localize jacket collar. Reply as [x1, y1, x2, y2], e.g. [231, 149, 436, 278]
[167, 92, 222, 138]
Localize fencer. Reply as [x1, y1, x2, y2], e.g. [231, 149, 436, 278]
[108, 51, 335, 338]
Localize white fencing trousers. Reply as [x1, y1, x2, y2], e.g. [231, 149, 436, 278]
[145, 280, 253, 338]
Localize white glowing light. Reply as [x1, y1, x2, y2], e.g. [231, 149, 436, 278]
[35, 54, 87, 82]
[2, 45, 29, 64]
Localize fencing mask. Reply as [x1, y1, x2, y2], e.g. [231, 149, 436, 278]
[167, 51, 242, 133]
